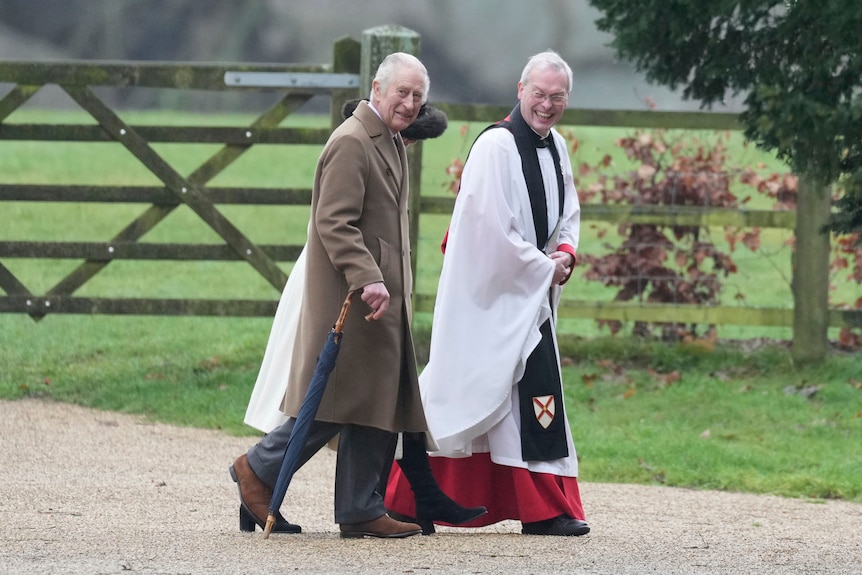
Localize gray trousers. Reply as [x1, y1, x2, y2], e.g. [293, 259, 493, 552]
[246, 418, 397, 524]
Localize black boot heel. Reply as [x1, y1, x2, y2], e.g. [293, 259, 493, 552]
[239, 505, 257, 532]
[417, 519, 436, 535]
[387, 511, 438, 535]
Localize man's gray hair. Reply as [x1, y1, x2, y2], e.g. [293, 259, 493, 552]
[370, 52, 430, 104]
[520, 50, 573, 94]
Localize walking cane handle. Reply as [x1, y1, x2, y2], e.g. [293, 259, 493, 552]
[334, 293, 353, 332]
[339, 291, 376, 326]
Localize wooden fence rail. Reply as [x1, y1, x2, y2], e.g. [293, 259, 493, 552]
[1, 28, 859, 338]
[0, 37, 363, 319]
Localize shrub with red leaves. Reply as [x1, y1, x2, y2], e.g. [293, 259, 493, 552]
[575, 130, 756, 339]
[443, 125, 860, 348]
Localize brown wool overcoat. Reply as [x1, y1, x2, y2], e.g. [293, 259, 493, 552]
[280, 101, 429, 434]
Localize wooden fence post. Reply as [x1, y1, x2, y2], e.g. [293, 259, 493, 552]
[359, 25, 423, 291]
[792, 175, 832, 364]
[329, 37, 361, 132]
[359, 25, 421, 96]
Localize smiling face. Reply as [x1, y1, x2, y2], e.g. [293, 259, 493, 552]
[517, 65, 569, 137]
[371, 64, 426, 134]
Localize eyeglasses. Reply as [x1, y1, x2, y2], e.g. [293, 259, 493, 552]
[528, 90, 568, 105]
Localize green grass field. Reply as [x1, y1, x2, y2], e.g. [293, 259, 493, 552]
[1, 109, 860, 504]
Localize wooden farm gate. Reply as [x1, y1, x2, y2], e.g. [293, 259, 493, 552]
[0, 28, 422, 319]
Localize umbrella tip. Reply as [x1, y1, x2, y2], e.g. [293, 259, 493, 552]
[263, 514, 276, 539]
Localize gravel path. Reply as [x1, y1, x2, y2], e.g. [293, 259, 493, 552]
[2, 398, 860, 575]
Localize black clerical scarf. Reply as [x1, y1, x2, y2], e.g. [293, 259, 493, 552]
[494, 104, 566, 251]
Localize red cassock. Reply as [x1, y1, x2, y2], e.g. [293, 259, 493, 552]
[385, 452, 586, 526]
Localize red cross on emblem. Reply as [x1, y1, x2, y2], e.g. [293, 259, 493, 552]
[532, 395, 555, 429]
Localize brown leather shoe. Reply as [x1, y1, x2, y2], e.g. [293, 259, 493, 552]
[229, 453, 301, 534]
[339, 514, 422, 539]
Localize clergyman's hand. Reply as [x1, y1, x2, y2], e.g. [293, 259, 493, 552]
[361, 281, 390, 320]
[549, 251, 574, 286]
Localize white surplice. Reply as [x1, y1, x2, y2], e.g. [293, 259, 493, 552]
[421, 126, 581, 476]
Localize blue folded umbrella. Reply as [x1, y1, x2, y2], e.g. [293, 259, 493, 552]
[263, 292, 354, 538]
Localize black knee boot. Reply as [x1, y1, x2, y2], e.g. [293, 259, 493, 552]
[395, 432, 487, 534]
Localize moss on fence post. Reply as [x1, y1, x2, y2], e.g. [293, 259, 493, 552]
[359, 25, 421, 97]
[792, 175, 832, 364]
[329, 37, 360, 132]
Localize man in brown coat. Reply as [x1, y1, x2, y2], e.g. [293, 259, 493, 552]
[229, 52, 433, 539]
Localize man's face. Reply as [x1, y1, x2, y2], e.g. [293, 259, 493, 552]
[371, 66, 425, 134]
[517, 66, 569, 137]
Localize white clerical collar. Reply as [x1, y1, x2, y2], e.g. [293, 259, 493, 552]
[531, 127, 551, 142]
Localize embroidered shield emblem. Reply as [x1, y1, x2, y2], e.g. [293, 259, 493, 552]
[532, 395, 555, 429]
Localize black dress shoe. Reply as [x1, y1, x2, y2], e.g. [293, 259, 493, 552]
[521, 515, 590, 536]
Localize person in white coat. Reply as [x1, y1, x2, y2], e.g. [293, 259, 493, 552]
[385, 51, 589, 536]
